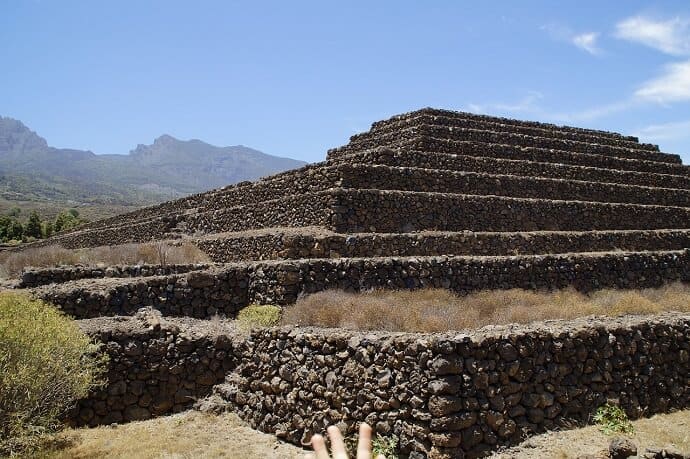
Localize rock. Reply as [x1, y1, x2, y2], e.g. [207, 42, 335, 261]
[429, 432, 462, 448]
[186, 271, 215, 288]
[429, 395, 463, 416]
[485, 410, 505, 430]
[609, 437, 637, 459]
[124, 405, 151, 422]
[194, 395, 228, 414]
[108, 380, 127, 396]
[661, 445, 688, 459]
[430, 356, 463, 375]
[123, 341, 142, 356]
[498, 343, 518, 361]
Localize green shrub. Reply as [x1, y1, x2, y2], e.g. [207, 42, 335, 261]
[372, 434, 399, 458]
[593, 402, 634, 435]
[236, 304, 281, 329]
[344, 432, 399, 458]
[0, 292, 107, 455]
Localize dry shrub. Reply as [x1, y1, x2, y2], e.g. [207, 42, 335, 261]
[0, 242, 210, 278]
[0, 292, 107, 455]
[281, 283, 690, 332]
[236, 305, 282, 330]
[0, 246, 79, 278]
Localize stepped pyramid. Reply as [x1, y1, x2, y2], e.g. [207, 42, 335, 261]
[38, 108, 690, 299]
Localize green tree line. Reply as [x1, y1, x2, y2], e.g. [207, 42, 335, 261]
[0, 208, 87, 244]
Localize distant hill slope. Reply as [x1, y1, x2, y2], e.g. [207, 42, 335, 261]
[0, 116, 306, 212]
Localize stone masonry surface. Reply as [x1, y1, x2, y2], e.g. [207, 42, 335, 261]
[69, 310, 239, 426]
[217, 312, 690, 458]
[18, 107, 690, 256]
[17, 108, 690, 457]
[195, 229, 690, 262]
[19, 263, 214, 288]
[70, 312, 690, 458]
[34, 250, 690, 319]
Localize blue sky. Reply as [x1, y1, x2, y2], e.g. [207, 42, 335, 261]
[1, 1, 689, 163]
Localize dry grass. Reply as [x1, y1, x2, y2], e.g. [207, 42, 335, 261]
[30, 408, 690, 459]
[491, 409, 690, 459]
[281, 284, 690, 332]
[0, 242, 209, 278]
[32, 411, 303, 459]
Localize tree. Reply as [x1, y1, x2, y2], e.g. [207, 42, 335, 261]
[8, 220, 23, 241]
[25, 212, 42, 239]
[41, 221, 54, 239]
[0, 216, 11, 242]
[54, 210, 84, 233]
[7, 207, 21, 218]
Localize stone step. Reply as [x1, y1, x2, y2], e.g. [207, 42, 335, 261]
[331, 148, 690, 190]
[331, 125, 681, 164]
[33, 249, 690, 317]
[354, 112, 660, 153]
[328, 139, 690, 177]
[43, 213, 183, 249]
[75, 162, 334, 233]
[48, 189, 335, 248]
[330, 188, 690, 233]
[339, 164, 690, 208]
[49, 185, 690, 247]
[375, 108, 641, 142]
[195, 228, 690, 262]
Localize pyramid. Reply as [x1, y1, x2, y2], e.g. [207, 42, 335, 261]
[31, 108, 690, 304]
[27, 109, 690, 457]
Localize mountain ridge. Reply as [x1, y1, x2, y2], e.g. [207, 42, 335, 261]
[0, 116, 307, 213]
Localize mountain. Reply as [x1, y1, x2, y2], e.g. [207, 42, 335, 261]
[0, 116, 306, 217]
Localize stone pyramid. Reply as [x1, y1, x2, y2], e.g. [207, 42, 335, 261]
[31, 108, 690, 308]
[24, 108, 690, 458]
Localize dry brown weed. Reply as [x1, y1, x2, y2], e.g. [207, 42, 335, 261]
[0, 242, 209, 278]
[281, 284, 690, 332]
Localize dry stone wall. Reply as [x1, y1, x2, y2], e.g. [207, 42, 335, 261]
[219, 313, 690, 458]
[19, 263, 213, 288]
[354, 112, 658, 152]
[35, 267, 250, 319]
[336, 124, 678, 164]
[36, 250, 690, 318]
[183, 191, 335, 234]
[331, 148, 690, 190]
[371, 108, 642, 143]
[70, 311, 690, 458]
[329, 139, 690, 177]
[330, 189, 690, 233]
[196, 229, 690, 262]
[69, 311, 239, 426]
[339, 164, 690, 208]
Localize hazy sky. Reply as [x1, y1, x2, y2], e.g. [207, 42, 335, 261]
[2, 1, 690, 163]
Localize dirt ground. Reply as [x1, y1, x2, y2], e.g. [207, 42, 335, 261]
[491, 409, 690, 459]
[33, 409, 690, 459]
[35, 411, 305, 459]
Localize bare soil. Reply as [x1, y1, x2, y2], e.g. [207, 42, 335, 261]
[35, 411, 305, 459]
[491, 410, 690, 459]
[33, 409, 690, 459]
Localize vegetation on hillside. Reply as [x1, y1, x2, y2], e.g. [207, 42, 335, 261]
[0, 207, 87, 245]
[0, 292, 107, 455]
[281, 284, 690, 332]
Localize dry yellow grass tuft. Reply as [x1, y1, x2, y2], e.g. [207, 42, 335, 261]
[281, 284, 690, 332]
[0, 242, 209, 278]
